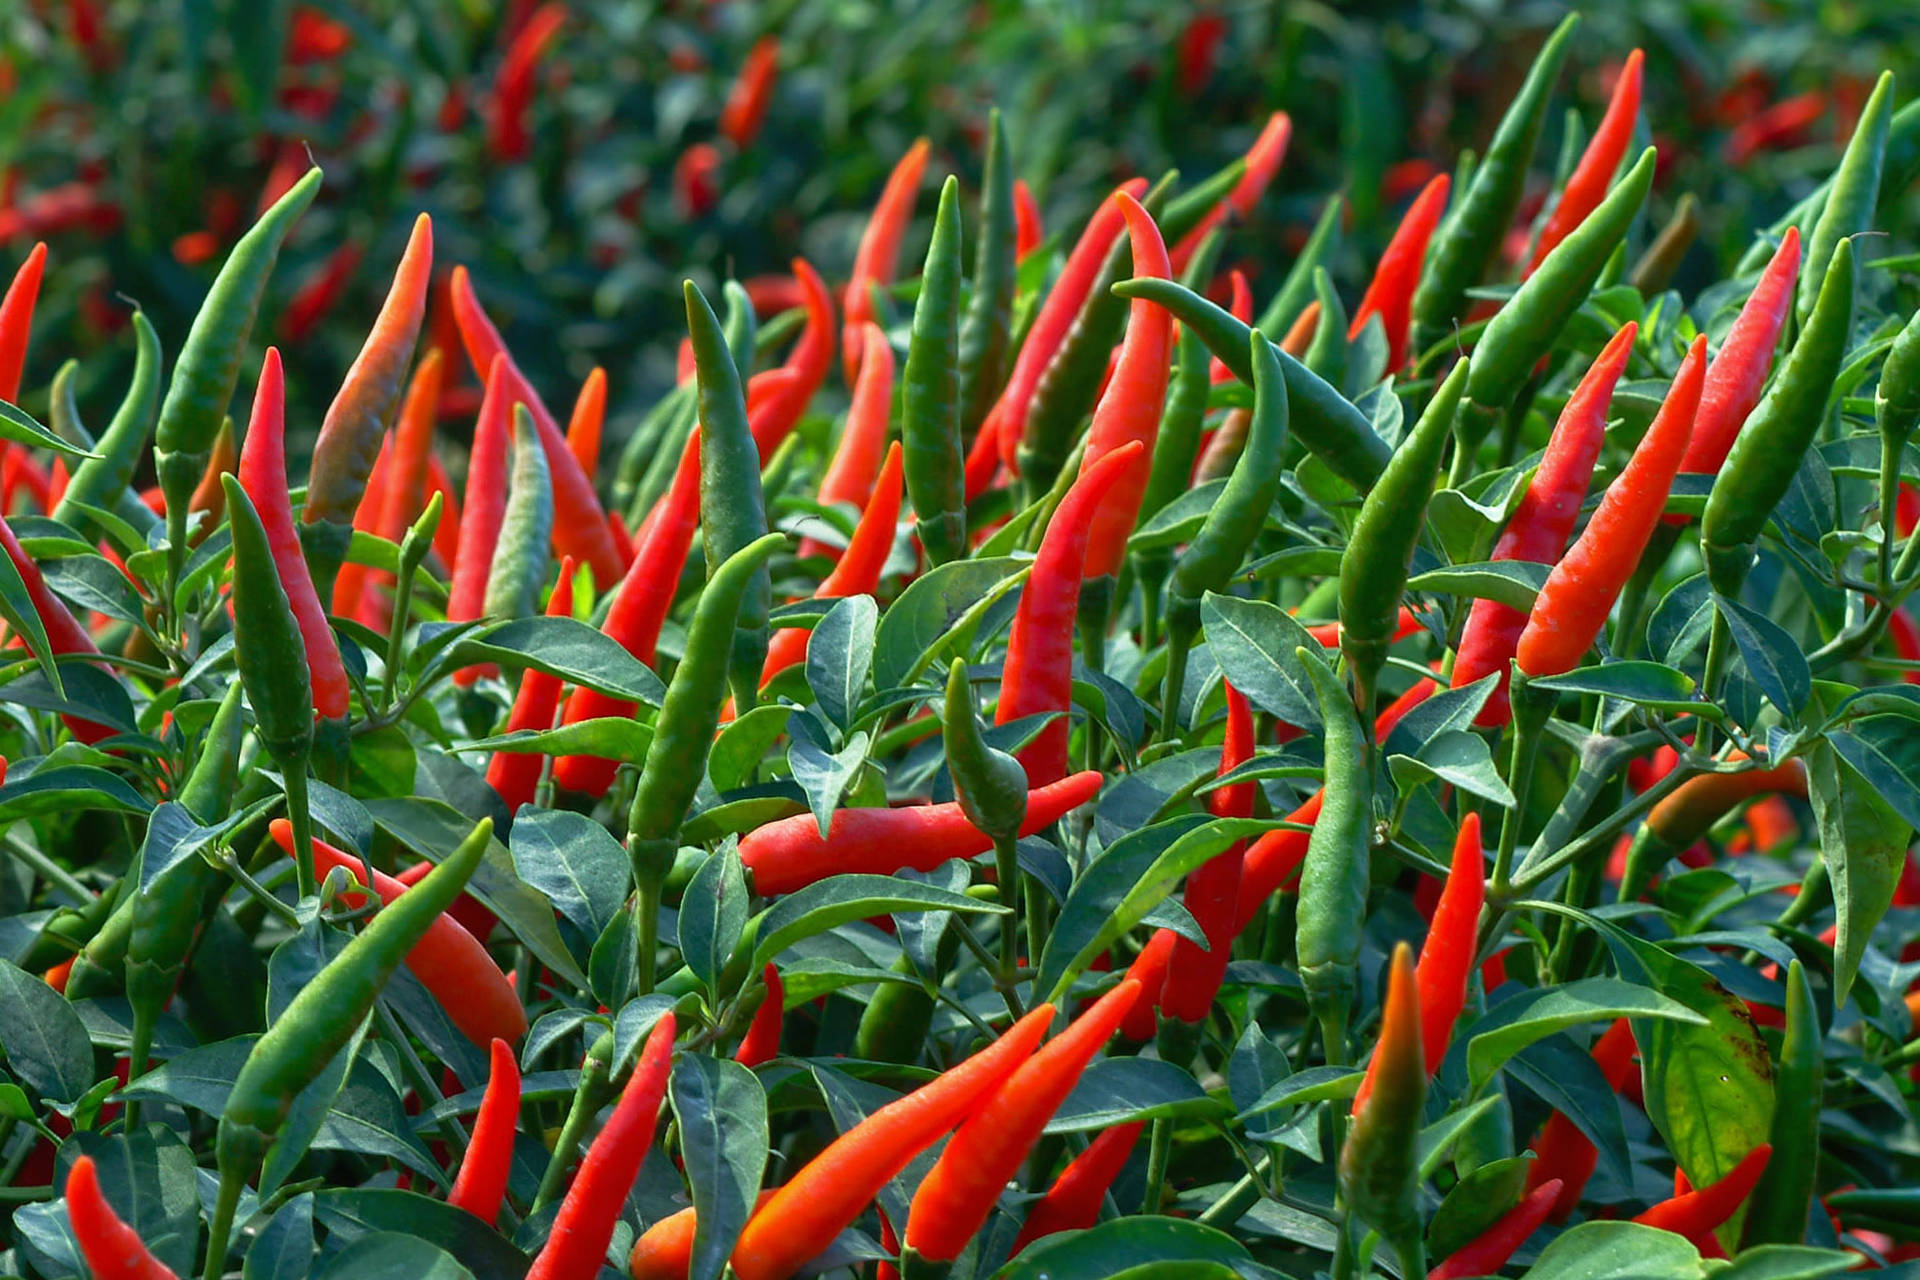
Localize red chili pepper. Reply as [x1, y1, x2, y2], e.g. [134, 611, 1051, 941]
[1161, 681, 1254, 1024]
[1525, 1017, 1639, 1218]
[802, 321, 895, 559]
[236, 349, 351, 719]
[287, 6, 352, 62]
[550, 436, 701, 797]
[995, 442, 1144, 785]
[329, 432, 391, 626]
[65, 1155, 178, 1280]
[394, 855, 499, 945]
[448, 266, 627, 586]
[996, 180, 1149, 473]
[1209, 271, 1254, 384]
[486, 556, 577, 812]
[1429, 1178, 1563, 1279]
[1170, 111, 1292, 273]
[43, 955, 72, 992]
[172, 230, 221, 267]
[720, 36, 779, 147]
[565, 367, 606, 483]
[345, 348, 446, 630]
[1518, 333, 1708, 679]
[1454, 322, 1634, 724]
[488, 3, 566, 164]
[1079, 194, 1172, 580]
[1119, 928, 1179, 1040]
[628, 1192, 779, 1280]
[0, 183, 121, 241]
[741, 770, 1102, 897]
[905, 980, 1143, 1261]
[1526, 49, 1644, 276]
[0, 241, 46, 403]
[674, 144, 721, 218]
[281, 243, 363, 343]
[1303, 605, 1423, 649]
[1355, 811, 1483, 1113]
[1724, 92, 1826, 165]
[742, 274, 807, 316]
[447, 1037, 521, 1225]
[527, 1014, 675, 1280]
[1630, 1143, 1772, 1249]
[447, 356, 516, 682]
[963, 401, 1007, 503]
[843, 138, 930, 385]
[749, 258, 835, 459]
[730, 1004, 1056, 1280]
[1349, 173, 1449, 371]
[1010, 1120, 1144, 1253]
[271, 819, 529, 1047]
[1669, 227, 1801, 500]
[1890, 608, 1920, 684]
[762, 441, 903, 685]
[734, 964, 784, 1067]
[1014, 179, 1042, 261]
[1176, 10, 1228, 96]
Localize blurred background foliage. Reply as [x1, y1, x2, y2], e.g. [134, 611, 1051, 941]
[2, 0, 1918, 462]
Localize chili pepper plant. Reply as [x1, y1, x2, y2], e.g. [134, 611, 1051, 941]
[4, 9, 1920, 1280]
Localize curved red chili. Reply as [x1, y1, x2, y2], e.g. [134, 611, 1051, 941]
[813, 321, 896, 516]
[0, 241, 47, 403]
[741, 770, 1103, 897]
[734, 963, 785, 1067]
[486, 556, 577, 812]
[1169, 112, 1292, 272]
[1525, 49, 1644, 275]
[1630, 1143, 1772, 1249]
[1161, 681, 1254, 1025]
[750, 258, 835, 458]
[1349, 173, 1450, 370]
[1079, 193, 1173, 581]
[1454, 321, 1634, 724]
[65, 1155, 178, 1280]
[448, 356, 516, 682]
[447, 1037, 521, 1225]
[996, 442, 1143, 785]
[843, 139, 930, 385]
[1430, 1178, 1562, 1279]
[1010, 1121, 1145, 1253]
[488, 3, 566, 164]
[719, 36, 779, 148]
[566, 367, 606, 482]
[1014, 179, 1042, 261]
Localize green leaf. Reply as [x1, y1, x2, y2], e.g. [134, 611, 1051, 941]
[1200, 592, 1324, 729]
[1806, 737, 1908, 1003]
[1407, 559, 1548, 612]
[0, 764, 151, 823]
[1129, 479, 1234, 551]
[1526, 660, 1699, 711]
[1464, 978, 1708, 1094]
[1235, 1065, 1364, 1119]
[455, 718, 653, 771]
[1716, 593, 1811, 721]
[994, 1216, 1258, 1280]
[442, 616, 666, 704]
[0, 958, 95, 1103]
[246, 1194, 316, 1280]
[313, 1232, 475, 1280]
[789, 729, 870, 840]
[1047, 1058, 1224, 1131]
[1389, 729, 1516, 806]
[710, 705, 794, 792]
[314, 1189, 532, 1280]
[1520, 1221, 1704, 1279]
[670, 1056, 770, 1280]
[0, 398, 94, 459]
[507, 808, 632, 952]
[59, 1127, 203, 1279]
[750, 875, 1007, 972]
[1426, 1154, 1530, 1262]
[1709, 1247, 1864, 1280]
[808, 594, 878, 730]
[680, 840, 750, 995]
[872, 556, 1028, 691]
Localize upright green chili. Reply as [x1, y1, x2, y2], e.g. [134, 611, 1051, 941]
[626, 532, 787, 988]
[1339, 942, 1427, 1274]
[1467, 148, 1655, 415]
[958, 108, 1017, 444]
[1340, 359, 1467, 720]
[1701, 237, 1857, 596]
[1254, 194, 1343, 339]
[1409, 13, 1579, 356]
[944, 658, 1027, 976]
[1302, 267, 1347, 389]
[903, 175, 967, 566]
[685, 280, 772, 714]
[1742, 959, 1822, 1248]
[155, 167, 321, 590]
[1294, 645, 1371, 1059]
[53, 310, 160, 537]
[205, 816, 494, 1280]
[1111, 276, 1390, 492]
[1800, 71, 1892, 325]
[482, 406, 554, 620]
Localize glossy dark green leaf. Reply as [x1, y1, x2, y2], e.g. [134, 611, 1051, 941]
[670, 1055, 769, 1280]
[808, 594, 878, 730]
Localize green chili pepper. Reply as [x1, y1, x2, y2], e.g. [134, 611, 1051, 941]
[853, 952, 941, 1064]
[614, 382, 695, 522]
[958, 108, 1017, 446]
[1303, 266, 1348, 389]
[156, 167, 321, 588]
[1738, 96, 1920, 276]
[1742, 958, 1822, 1248]
[205, 816, 495, 1279]
[1163, 327, 1289, 709]
[626, 531, 787, 985]
[724, 279, 758, 373]
[53, 312, 161, 537]
[1137, 231, 1224, 534]
[1340, 359, 1466, 720]
[534, 1028, 616, 1212]
[1017, 173, 1173, 499]
[1254, 194, 1343, 339]
[1881, 306, 1920, 447]
[625, 384, 700, 530]
[1338, 941, 1427, 1272]
[903, 175, 967, 567]
[943, 657, 1027, 978]
[124, 681, 248, 1096]
[1468, 147, 1655, 415]
[1294, 644, 1371, 1058]
[685, 280, 773, 715]
[46, 357, 157, 535]
[1701, 237, 1856, 596]
[1800, 72, 1893, 325]
[1111, 276, 1390, 492]
[1409, 14, 1578, 356]
[483, 405, 554, 620]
